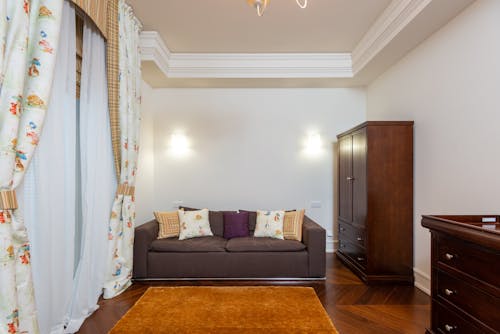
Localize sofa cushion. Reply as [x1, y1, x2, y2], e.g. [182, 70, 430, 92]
[180, 206, 232, 237]
[223, 211, 250, 239]
[283, 209, 305, 241]
[254, 210, 285, 239]
[239, 210, 257, 231]
[225, 237, 306, 252]
[178, 209, 213, 240]
[154, 211, 180, 239]
[151, 236, 227, 252]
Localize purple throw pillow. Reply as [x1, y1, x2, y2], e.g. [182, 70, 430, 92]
[223, 212, 250, 239]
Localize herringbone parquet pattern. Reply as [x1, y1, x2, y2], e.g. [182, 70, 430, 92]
[78, 254, 430, 333]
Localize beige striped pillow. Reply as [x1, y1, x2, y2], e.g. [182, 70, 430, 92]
[154, 211, 180, 239]
[283, 209, 305, 241]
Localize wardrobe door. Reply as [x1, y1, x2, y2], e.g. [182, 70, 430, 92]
[352, 129, 367, 227]
[338, 135, 353, 223]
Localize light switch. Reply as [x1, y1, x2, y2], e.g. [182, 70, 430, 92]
[310, 201, 321, 208]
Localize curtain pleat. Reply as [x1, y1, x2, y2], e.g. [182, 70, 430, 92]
[0, 1, 64, 333]
[106, 0, 122, 179]
[103, 0, 142, 299]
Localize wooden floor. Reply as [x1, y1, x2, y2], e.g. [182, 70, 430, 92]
[78, 254, 430, 334]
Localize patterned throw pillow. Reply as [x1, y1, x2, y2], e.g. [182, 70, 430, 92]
[283, 209, 305, 241]
[254, 210, 285, 239]
[154, 211, 180, 239]
[178, 208, 214, 240]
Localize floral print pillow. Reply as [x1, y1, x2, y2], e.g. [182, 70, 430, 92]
[178, 208, 214, 240]
[254, 210, 285, 239]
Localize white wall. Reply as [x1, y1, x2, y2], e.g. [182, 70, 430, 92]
[141, 88, 366, 248]
[134, 81, 156, 224]
[367, 0, 500, 293]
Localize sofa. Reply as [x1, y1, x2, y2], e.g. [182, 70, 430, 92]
[133, 210, 326, 279]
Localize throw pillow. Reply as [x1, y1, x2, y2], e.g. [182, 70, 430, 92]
[254, 210, 285, 239]
[154, 211, 180, 239]
[178, 208, 214, 240]
[283, 209, 305, 241]
[223, 211, 250, 239]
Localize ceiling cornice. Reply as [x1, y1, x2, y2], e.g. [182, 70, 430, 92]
[140, 32, 352, 79]
[351, 0, 432, 75]
[139, 0, 474, 86]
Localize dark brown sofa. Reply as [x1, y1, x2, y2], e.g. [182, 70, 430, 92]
[133, 212, 326, 279]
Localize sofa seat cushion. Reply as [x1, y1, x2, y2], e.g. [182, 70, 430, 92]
[225, 237, 306, 252]
[151, 236, 227, 252]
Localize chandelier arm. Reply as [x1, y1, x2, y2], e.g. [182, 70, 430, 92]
[296, 0, 308, 9]
[257, 3, 265, 16]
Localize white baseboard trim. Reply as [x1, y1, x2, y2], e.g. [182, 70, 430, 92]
[414, 267, 431, 295]
[326, 239, 338, 254]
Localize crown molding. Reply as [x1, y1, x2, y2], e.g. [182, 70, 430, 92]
[167, 53, 352, 78]
[140, 0, 465, 84]
[351, 0, 433, 75]
[140, 31, 171, 77]
[140, 32, 352, 79]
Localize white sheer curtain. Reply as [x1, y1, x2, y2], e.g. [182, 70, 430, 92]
[20, 2, 76, 333]
[64, 18, 116, 333]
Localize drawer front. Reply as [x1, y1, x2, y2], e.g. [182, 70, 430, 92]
[339, 239, 366, 268]
[339, 222, 366, 248]
[432, 300, 492, 334]
[437, 236, 500, 288]
[437, 270, 500, 329]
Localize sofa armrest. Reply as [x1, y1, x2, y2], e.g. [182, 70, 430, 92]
[302, 216, 326, 278]
[133, 220, 158, 278]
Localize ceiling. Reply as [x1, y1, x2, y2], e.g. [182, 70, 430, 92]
[127, 0, 391, 53]
[129, 0, 476, 88]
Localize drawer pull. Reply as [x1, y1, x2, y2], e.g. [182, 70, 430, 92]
[340, 227, 346, 232]
[340, 243, 346, 248]
[357, 257, 365, 261]
[356, 237, 363, 241]
[444, 324, 457, 332]
[346, 176, 355, 181]
[444, 288, 456, 296]
[444, 253, 455, 260]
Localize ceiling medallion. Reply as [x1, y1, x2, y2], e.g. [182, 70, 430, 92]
[247, 0, 308, 17]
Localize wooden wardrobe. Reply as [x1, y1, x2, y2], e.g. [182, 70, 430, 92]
[336, 121, 414, 284]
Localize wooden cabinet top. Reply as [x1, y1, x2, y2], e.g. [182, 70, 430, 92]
[422, 215, 500, 250]
[337, 121, 414, 138]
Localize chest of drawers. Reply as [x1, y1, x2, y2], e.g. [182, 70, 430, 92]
[422, 215, 500, 334]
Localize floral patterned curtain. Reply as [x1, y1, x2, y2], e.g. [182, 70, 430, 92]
[0, 1, 63, 333]
[103, 0, 142, 299]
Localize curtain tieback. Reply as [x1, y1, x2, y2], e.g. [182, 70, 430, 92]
[0, 190, 18, 210]
[117, 184, 135, 196]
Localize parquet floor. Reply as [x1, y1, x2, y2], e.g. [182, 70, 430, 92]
[78, 254, 430, 333]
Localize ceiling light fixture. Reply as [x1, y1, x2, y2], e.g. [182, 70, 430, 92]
[247, 0, 308, 17]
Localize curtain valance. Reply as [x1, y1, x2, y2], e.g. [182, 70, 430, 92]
[71, 0, 107, 38]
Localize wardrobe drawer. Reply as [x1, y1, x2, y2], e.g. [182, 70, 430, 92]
[339, 222, 366, 248]
[437, 236, 500, 288]
[437, 270, 500, 329]
[339, 239, 366, 268]
[432, 300, 492, 334]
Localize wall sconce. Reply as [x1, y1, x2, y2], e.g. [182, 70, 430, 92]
[303, 132, 323, 156]
[169, 132, 190, 157]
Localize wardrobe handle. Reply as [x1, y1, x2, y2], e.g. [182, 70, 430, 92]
[346, 176, 355, 181]
[444, 324, 457, 332]
[444, 288, 456, 296]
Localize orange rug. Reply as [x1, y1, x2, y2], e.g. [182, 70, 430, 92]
[109, 286, 338, 334]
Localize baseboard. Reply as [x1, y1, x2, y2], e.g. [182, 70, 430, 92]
[134, 277, 326, 281]
[413, 267, 431, 295]
[326, 239, 336, 253]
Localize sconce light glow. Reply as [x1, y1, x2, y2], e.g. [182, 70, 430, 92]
[304, 133, 322, 156]
[169, 132, 190, 156]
